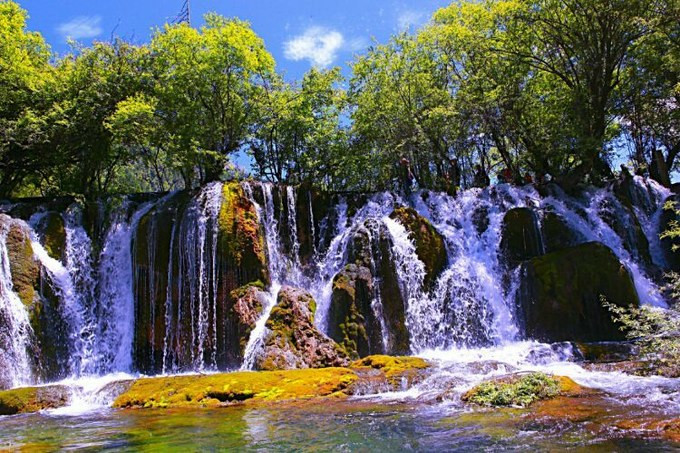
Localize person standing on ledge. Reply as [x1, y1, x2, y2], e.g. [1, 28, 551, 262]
[473, 164, 490, 188]
[399, 156, 415, 195]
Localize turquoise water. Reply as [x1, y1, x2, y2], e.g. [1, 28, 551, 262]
[1, 401, 677, 452]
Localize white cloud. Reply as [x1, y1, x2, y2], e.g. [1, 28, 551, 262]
[57, 16, 102, 41]
[283, 26, 344, 68]
[397, 10, 427, 31]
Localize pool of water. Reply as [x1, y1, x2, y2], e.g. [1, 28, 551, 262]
[2, 342, 679, 451]
[2, 402, 677, 452]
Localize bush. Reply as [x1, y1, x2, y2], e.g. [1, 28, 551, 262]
[463, 372, 560, 407]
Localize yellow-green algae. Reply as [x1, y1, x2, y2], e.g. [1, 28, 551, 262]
[218, 182, 268, 280]
[113, 368, 359, 409]
[350, 355, 430, 386]
[0, 385, 70, 415]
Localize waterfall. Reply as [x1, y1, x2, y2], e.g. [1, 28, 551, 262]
[0, 218, 34, 388]
[240, 183, 284, 370]
[152, 182, 224, 373]
[92, 199, 161, 374]
[0, 176, 673, 387]
[62, 208, 98, 375]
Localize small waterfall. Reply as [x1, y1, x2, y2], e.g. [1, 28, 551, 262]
[62, 207, 98, 375]
[93, 199, 161, 374]
[154, 182, 224, 373]
[240, 183, 284, 370]
[540, 181, 668, 307]
[0, 219, 34, 388]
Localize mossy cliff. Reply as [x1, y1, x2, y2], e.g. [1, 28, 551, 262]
[255, 286, 349, 371]
[517, 242, 640, 342]
[133, 183, 270, 373]
[389, 207, 447, 287]
[328, 219, 410, 358]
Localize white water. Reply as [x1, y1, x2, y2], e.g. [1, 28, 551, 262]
[0, 177, 675, 415]
[0, 217, 34, 388]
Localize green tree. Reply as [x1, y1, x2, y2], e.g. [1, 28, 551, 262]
[0, 0, 53, 196]
[148, 14, 275, 187]
[249, 67, 348, 188]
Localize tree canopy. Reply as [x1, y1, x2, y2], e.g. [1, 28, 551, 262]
[0, 0, 678, 198]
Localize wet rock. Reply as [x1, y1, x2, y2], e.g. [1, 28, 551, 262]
[599, 193, 652, 269]
[37, 212, 66, 261]
[295, 184, 334, 265]
[573, 341, 637, 364]
[217, 182, 269, 288]
[389, 207, 447, 287]
[540, 212, 584, 254]
[328, 264, 383, 359]
[340, 220, 410, 355]
[255, 286, 349, 371]
[349, 355, 430, 389]
[2, 216, 39, 307]
[517, 242, 640, 342]
[224, 282, 266, 365]
[0, 384, 70, 415]
[500, 208, 544, 265]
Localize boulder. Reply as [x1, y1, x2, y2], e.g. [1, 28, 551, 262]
[517, 242, 639, 342]
[255, 286, 349, 371]
[0, 385, 70, 415]
[2, 216, 39, 308]
[327, 264, 383, 359]
[337, 220, 410, 355]
[223, 283, 266, 366]
[500, 208, 544, 265]
[389, 207, 447, 287]
[38, 212, 66, 261]
[540, 212, 584, 254]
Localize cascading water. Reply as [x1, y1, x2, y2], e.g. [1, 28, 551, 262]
[0, 176, 674, 395]
[0, 217, 34, 388]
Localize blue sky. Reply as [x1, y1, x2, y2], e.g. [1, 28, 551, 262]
[19, 0, 452, 80]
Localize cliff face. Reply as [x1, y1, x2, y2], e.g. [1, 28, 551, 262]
[0, 178, 672, 388]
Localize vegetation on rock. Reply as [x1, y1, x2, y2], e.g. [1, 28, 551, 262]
[462, 372, 563, 407]
[255, 286, 349, 371]
[0, 385, 70, 415]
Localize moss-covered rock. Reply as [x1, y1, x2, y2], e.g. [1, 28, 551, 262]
[389, 207, 447, 287]
[39, 212, 66, 261]
[517, 242, 640, 342]
[0, 385, 70, 415]
[338, 220, 410, 355]
[255, 286, 349, 371]
[217, 182, 269, 287]
[462, 372, 577, 407]
[350, 355, 430, 388]
[226, 283, 266, 364]
[112, 355, 430, 410]
[327, 264, 383, 359]
[500, 208, 544, 265]
[2, 216, 39, 308]
[114, 367, 359, 410]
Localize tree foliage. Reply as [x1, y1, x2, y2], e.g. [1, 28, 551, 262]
[0, 0, 678, 197]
